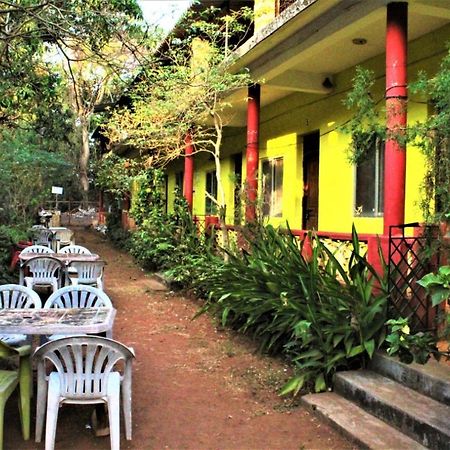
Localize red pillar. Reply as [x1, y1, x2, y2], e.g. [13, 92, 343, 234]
[184, 133, 194, 212]
[384, 2, 408, 235]
[245, 84, 260, 223]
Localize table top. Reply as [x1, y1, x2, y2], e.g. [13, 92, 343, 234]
[0, 308, 116, 335]
[19, 253, 100, 263]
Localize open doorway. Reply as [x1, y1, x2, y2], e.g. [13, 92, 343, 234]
[302, 131, 320, 230]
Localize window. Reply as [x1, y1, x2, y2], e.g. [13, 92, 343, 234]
[355, 135, 384, 217]
[175, 171, 184, 193]
[205, 170, 217, 215]
[262, 157, 283, 217]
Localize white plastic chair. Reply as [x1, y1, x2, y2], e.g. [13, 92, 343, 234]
[31, 229, 54, 248]
[19, 247, 56, 285]
[69, 261, 105, 291]
[43, 285, 113, 339]
[0, 285, 42, 346]
[59, 246, 92, 274]
[20, 245, 55, 256]
[34, 336, 135, 450]
[59, 245, 91, 255]
[22, 257, 66, 294]
[51, 229, 74, 252]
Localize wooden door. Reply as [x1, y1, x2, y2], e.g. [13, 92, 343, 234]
[302, 132, 320, 230]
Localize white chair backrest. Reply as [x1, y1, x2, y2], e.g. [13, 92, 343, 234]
[0, 284, 42, 309]
[33, 336, 134, 399]
[70, 261, 105, 284]
[59, 245, 91, 255]
[44, 285, 112, 309]
[23, 257, 64, 282]
[20, 245, 54, 255]
[32, 229, 54, 246]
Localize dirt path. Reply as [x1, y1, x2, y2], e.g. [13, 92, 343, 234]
[6, 228, 354, 450]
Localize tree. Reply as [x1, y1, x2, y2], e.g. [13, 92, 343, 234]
[0, 0, 149, 199]
[0, 129, 74, 225]
[103, 5, 253, 245]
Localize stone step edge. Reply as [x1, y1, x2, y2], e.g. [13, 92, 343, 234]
[334, 370, 450, 449]
[370, 351, 450, 406]
[301, 392, 426, 450]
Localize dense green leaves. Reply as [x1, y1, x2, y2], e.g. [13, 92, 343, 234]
[0, 129, 74, 225]
[345, 44, 450, 224]
[196, 225, 388, 394]
[417, 265, 450, 306]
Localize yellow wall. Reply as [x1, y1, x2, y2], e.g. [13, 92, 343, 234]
[164, 23, 450, 235]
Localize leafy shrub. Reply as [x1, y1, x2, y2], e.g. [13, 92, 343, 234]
[198, 224, 388, 394]
[130, 190, 216, 291]
[385, 317, 438, 364]
[105, 202, 131, 250]
[0, 225, 28, 284]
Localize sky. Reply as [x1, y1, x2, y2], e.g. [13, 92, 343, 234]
[137, 0, 191, 31]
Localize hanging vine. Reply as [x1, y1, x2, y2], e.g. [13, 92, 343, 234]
[343, 45, 450, 224]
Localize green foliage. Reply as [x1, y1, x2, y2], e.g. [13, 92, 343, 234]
[0, 0, 143, 129]
[105, 200, 131, 250]
[129, 184, 214, 290]
[94, 153, 141, 199]
[345, 44, 450, 223]
[342, 67, 385, 164]
[408, 47, 450, 223]
[130, 169, 166, 226]
[197, 224, 388, 394]
[385, 317, 438, 364]
[417, 265, 450, 306]
[0, 225, 28, 284]
[103, 5, 253, 184]
[0, 129, 74, 226]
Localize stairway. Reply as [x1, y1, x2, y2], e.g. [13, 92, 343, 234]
[301, 352, 450, 449]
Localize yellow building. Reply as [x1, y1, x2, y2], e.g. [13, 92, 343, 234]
[164, 0, 450, 238]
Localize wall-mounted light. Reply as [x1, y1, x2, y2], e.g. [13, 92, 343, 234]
[352, 38, 367, 45]
[322, 77, 334, 89]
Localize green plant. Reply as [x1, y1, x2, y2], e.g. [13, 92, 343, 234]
[105, 201, 131, 250]
[385, 317, 438, 364]
[344, 44, 450, 224]
[0, 225, 28, 284]
[417, 265, 450, 306]
[197, 224, 388, 395]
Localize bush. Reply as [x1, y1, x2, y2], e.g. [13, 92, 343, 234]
[198, 224, 388, 394]
[0, 225, 28, 284]
[130, 192, 216, 291]
[105, 203, 131, 250]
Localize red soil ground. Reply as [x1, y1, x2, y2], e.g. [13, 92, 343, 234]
[5, 228, 354, 450]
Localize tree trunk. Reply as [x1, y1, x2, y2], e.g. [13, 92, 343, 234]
[79, 115, 90, 207]
[213, 121, 230, 255]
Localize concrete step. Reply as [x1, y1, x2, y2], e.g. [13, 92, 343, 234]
[301, 392, 427, 450]
[334, 370, 450, 449]
[369, 351, 450, 407]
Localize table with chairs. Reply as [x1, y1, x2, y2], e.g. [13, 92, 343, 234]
[0, 240, 135, 450]
[18, 244, 102, 292]
[28, 226, 75, 253]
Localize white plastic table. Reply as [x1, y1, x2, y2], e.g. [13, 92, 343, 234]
[0, 308, 116, 337]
